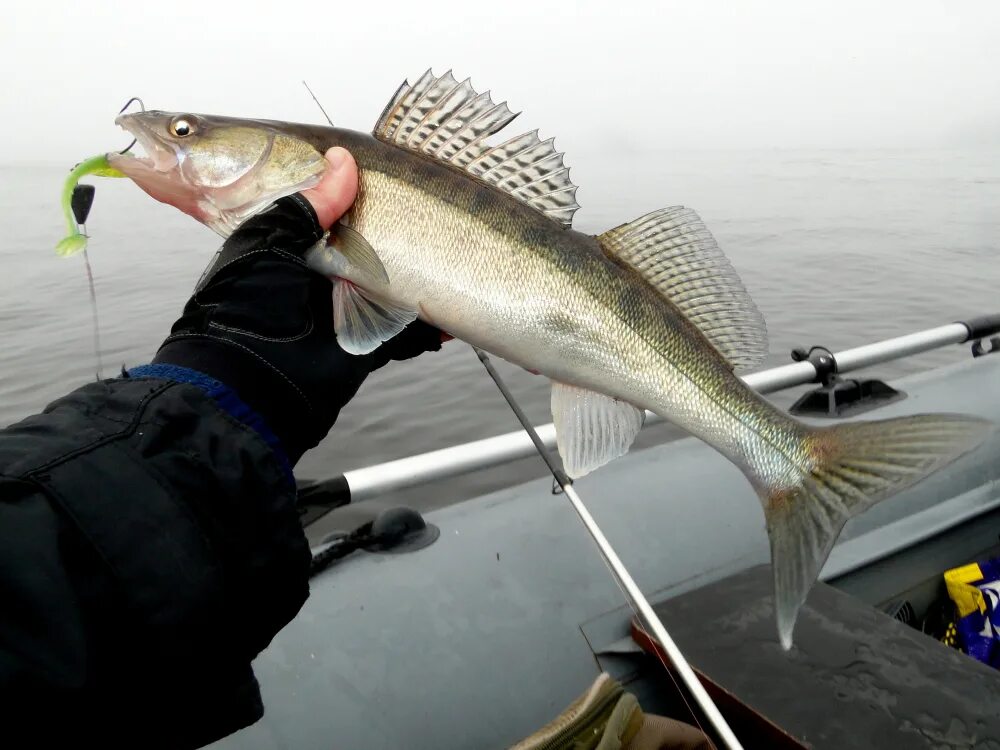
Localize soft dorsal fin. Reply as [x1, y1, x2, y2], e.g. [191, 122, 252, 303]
[373, 69, 581, 227]
[599, 207, 768, 370]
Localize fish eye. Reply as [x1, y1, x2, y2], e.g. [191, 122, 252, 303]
[170, 117, 196, 137]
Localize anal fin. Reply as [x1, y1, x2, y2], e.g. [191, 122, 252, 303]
[551, 382, 645, 478]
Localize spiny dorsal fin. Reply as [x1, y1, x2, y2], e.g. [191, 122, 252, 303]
[374, 69, 580, 227]
[599, 207, 768, 370]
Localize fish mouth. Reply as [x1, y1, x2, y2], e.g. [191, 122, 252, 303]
[107, 113, 181, 174]
[106, 112, 209, 223]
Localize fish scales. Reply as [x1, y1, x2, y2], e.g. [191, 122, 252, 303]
[336, 129, 792, 465]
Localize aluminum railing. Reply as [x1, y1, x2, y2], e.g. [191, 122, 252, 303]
[300, 315, 1000, 507]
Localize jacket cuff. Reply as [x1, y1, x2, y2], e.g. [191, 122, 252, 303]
[126, 364, 294, 485]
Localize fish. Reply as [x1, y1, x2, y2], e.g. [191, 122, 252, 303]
[105, 69, 991, 648]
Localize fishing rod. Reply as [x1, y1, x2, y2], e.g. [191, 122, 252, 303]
[297, 84, 741, 748]
[472, 346, 742, 750]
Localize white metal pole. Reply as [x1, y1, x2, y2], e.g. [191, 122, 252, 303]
[341, 321, 981, 501]
[561, 481, 743, 750]
[472, 346, 742, 750]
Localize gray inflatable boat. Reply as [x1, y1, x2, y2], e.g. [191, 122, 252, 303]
[212, 316, 1000, 750]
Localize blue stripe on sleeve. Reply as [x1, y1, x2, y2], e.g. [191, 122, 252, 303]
[127, 363, 293, 485]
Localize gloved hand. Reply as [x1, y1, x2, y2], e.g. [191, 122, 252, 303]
[151, 147, 445, 465]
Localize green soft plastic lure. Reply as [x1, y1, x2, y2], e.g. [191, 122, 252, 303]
[55, 154, 124, 256]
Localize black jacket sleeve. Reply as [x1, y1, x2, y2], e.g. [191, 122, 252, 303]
[0, 375, 310, 748]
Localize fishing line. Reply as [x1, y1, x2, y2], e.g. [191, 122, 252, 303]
[69, 185, 104, 380]
[82, 244, 104, 380]
[471, 346, 742, 750]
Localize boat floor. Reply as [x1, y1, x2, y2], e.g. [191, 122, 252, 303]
[634, 564, 1000, 749]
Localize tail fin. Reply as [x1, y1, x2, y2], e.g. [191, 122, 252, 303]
[762, 413, 992, 650]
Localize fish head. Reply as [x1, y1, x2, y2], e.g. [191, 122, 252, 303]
[108, 111, 327, 236]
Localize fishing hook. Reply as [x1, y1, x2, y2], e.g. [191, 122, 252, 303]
[116, 96, 146, 154]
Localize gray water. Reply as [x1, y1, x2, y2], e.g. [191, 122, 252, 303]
[2, 150, 998, 514]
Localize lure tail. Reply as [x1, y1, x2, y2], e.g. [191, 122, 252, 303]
[55, 154, 124, 256]
[760, 413, 991, 649]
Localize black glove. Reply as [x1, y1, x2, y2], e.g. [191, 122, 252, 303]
[153, 194, 442, 465]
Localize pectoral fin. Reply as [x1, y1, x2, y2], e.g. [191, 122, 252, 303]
[329, 224, 390, 285]
[304, 223, 390, 289]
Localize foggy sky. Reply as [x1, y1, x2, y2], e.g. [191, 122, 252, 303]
[3, 0, 999, 163]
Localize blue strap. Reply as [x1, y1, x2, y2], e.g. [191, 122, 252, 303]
[127, 364, 293, 485]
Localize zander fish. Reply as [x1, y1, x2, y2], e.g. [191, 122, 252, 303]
[104, 70, 991, 647]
